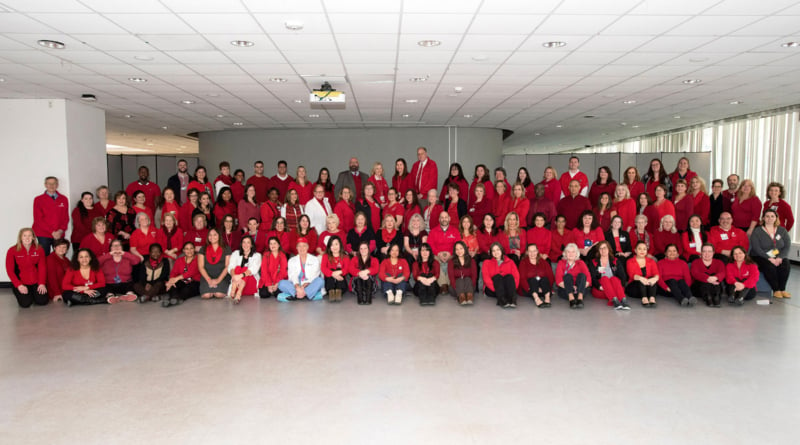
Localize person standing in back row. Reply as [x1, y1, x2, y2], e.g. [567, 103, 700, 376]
[559, 156, 589, 199]
[335, 157, 368, 201]
[166, 159, 190, 205]
[410, 146, 438, 201]
[246, 160, 272, 203]
[32, 176, 69, 255]
[126, 166, 161, 211]
[271, 160, 294, 202]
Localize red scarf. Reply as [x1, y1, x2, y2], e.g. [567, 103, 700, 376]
[382, 229, 396, 243]
[206, 245, 223, 264]
[316, 197, 329, 215]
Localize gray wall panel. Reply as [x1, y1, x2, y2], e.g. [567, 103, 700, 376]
[106, 155, 123, 194]
[595, 153, 620, 181]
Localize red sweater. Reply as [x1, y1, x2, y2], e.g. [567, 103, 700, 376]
[447, 258, 477, 288]
[184, 228, 209, 248]
[672, 195, 694, 232]
[611, 199, 636, 232]
[763, 199, 794, 231]
[126, 180, 161, 210]
[559, 171, 589, 198]
[213, 201, 237, 224]
[80, 233, 114, 258]
[518, 258, 555, 293]
[625, 257, 659, 283]
[492, 192, 511, 226]
[643, 205, 661, 234]
[178, 202, 196, 230]
[555, 260, 592, 287]
[71, 207, 94, 244]
[481, 256, 520, 291]
[657, 258, 692, 291]
[32, 192, 69, 237]
[61, 268, 105, 291]
[379, 258, 410, 281]
[392, 175, 414, 197]
[528, 197, 556, 227]
[413, 260, 441, 281]
[497, 230, 527, 256]
[246, 175, 272, 202]
[669, 170, 697, 187]
[526, 227, 552, 259]
[260, 251, 288, 287]
[257, 201, 279, 230]
[288, 180, 315, 205]
[288, 229, 318, 256]
[320, 254, 348, 277]
[6, 245, 46, 287]
[230, 181, 245, 204]
[270, 175, 293, 202]
[188, 181, 214, 201]
[129, 227, 167, 255]
[171, 256, 201, 282]
[623, 181, 645, 201]
[708, 226, 749, 253]
[476, 230, 500, 254]
[549, 229, 574, 260]
[349, 256, 379, 276]
[571, 227, 604, 250]
[652, 200, 676, 227]
[652, 230, 682, 256]
[692, 192, 711, 226]
[46, 253, 71, 297]
[731, 196, 762, 229]
[725, 262, 759, 288]
[589, 181, 617, 207]
[410, 158, 438, 196]
[557, 195, 592, 229]
[334, 200, 356, 233]
[265, 230, 290, 254]
[510, 198, 530, 227]
[537, 178, 561, 206]
[690, 258, 726, 284]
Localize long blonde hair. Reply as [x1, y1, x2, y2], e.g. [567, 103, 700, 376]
[15, 228, 38, 251]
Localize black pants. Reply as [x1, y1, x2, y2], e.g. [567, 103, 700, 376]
[487, 274, 517, 306]
[692, 281, 722, 301]
[133, 281, 166, 298]
[661, 278, 692, 302]
[12, 284, 49, 308]
[526, 277, 551, 296]
[325, 276, 348, 292]
[413, 280, 439, 304]
[752, 256, 790, 291]
[105, 282, 134, 295]
[353, 277, 375, 303]
[627, 281, 657, 299]
[64, 288, 108, 305]
[507, 253, 520, 265]
[686, 254, 700, 263]
[259, 286, 280, 299]
[168, 281, 200, 301]
[557, 273, 586, 300]
[726, 283, 756, 301]
[37, 237, 53, 256]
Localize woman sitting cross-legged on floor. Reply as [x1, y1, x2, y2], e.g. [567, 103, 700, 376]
[517, 243, 554, 308]
[350, 241, 379, 305]
[62, 248, 108, 306]
[690, 243, 726, 307]
[228, 235, 262, 304]
[481, 242, 520, 309]
[555, 243, 591, 309]
[378, 243, 410, 305]
[626, 241, 660, 308]
[657, 244, 696, 307]
[587, 240, 629, 310]
[413, 243, 440, 306]
[132, 243, 170, 303]
[277, 237, 324, 302]
[163, 242, 202, 308]
[448, 241, 477, 306]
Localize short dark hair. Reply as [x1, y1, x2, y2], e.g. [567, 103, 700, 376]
[138, 165, 149, 172]
[569, 156, 580, 162]
[177, 159, 187, 164]
[254, 160, 264, 167]
[278, 160, 287, 167]
[219, 161, 230, 169]
[234, 169, 244, 176]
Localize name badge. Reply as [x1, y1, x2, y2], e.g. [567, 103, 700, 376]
[689, 243, 696, 248]
[776, 235, 782, 240]
[584, 239, 592, 247]
[720, 234, 729, 240]
[771, 205, 778, 211]
[620, 236, 627, 242]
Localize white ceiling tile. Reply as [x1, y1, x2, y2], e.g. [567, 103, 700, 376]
[447, 63, 501, 74]
[335, 34, 397, 51]
[283, 50, 342, 63]
[103, 13, 196, 34]
[0, 35, 38, 50]
[224, 51, 286, 64]
[137, 34, 215, 51]
[518, 35, 592, 51]
[545, 64, 600, 77]
[139, 64, 198, 76]
[397, 50, 454, 64]
[612, 52, 678, 65]
[187, 64, 246, 75]
[458, 34, 528, 51]
[504, 51, 566, 65]
[602, 15, 691, 36]
[697, 36, 783, 53]
[559, 51, 622, 65]
[165, 51, 230, 64]
[403, 0, 482, 14]
[401, 13, 473, 34]
[470, 14, 546, 34]
[0, 13, 58, 33]
[243, 0, 324, 13]
[205, 35, 276, 52]
[667, 16, 764, 36]
[328, 14, 400, 34]
[704, 0, 800, 15]
[630, 0, 719, 15]
[0, 50, 60, 63]
[72, 34, 154, 51]
[28, 13, 128, 34]
[80, 0, 170, 13]
[732, 16, 800, 36]
[555, 0, 641, 15]
[536, 15, 620, 35]
[479, 0, 562, 14]
[346, 64, 396, 74]
[451, 50, 512, 63]
[591, 64, 651, 77]
[637, 36, 716, 52]
[292, 64, 345, 75]
[323, 0, 402, 13]
[239, 64, 297, 75]
[270, 34, 338, 51]
[179, 14, 263, 34]
[253, 13, 330, 34]
[715, 52, 790, 66]
[159, 0, 248, 13]
[397, 34, 461, 51]
[0, 0, 91, 12]
[491, 64, 550, 77]
[395, 63, 448, 75]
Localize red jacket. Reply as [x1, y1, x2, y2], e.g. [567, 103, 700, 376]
[428, 224, 460, 255]
[413, 260, 441, 280]
[518, 257, 555, 293]
[410, 158, 438, 196]
[708, 226, 749, 253]
[571, 227, 604, 251]
[557, 194, 591, 230]
[497, 230, 527, 256]
[80, 233, 114, 258]
[611, 198, 636, 231]
[692, 192, 711, 226]
[481, 256, 519, 291]
[126, 180, 161, 210]
[288, 180, 315, 205]
[61, 268, 105, 291]
[32, 192, 69, 238]
[731, 196, 762, 229]
[763, 199, 794, 231]
[672, 195, 694, 232]
[334, 200, 356, 233]
[653, 230, 682, 257]
[526, 227, 551, 259]
[270, 175, 293, 202]
[625, 257, 660, 283]
[320, 254, 348, 278]
[379, 258, 410, 281]
[46, 253, 71, 298]
[476, 229, 500, 254]
[549, 229, 574, 260]
[171, 256, 201, 282]
[657, 258, 692, 291]
[6, 245, 47, 287]
[260, 251, 288, 287]
[726, 262, 759, 288]
[559, 171, 589, 198]
[690, 258, 726, 284]
[447, 257, 477, 289]
[510, 198, 530, 227]
[349, 255, 379, 276]
[537, 178, 561, 206]
[555, 259, 592, 287]
[589, 181, 617, 207]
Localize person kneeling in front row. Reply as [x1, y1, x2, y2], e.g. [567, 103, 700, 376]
[277, 237, 324, 302]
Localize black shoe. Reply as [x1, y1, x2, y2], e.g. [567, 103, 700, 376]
[161, 298, 171, 307]
[650, 301, 657, 308]
[576, 299, 584, 309]
[688, 296, 697, 307]
[543, 302, 551, 308]
[712, 293, 721, 307]
[735, 296, 744, 306]
[569, 300, 576, 309]
[680, 297, 689, 307]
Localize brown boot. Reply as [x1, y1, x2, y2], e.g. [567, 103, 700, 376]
[440, 284, 449, 295]
[458, 293, 466, 305]
[466, 292, 474, 305]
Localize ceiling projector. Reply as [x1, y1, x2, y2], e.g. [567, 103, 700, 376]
[310, 81, 346, 109]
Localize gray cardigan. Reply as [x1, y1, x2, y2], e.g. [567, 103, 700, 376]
[749, 226, 791, 259]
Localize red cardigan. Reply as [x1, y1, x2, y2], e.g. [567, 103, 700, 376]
[46, 253, 71, 297]
[690, 258, 726, 284]
[652, 230, 682, 257]
[320, 254, 348, 278]
[518, 257, 555, 293]
[725, 262, 759, 288]
[526, 227, 551, 259]
[763, 199, 794, 231]
[379, 258, 410, 280]
[481, 256, 520, 291]
[259, 251, 288, 287]
[657, 258, 692, 291]
[680, 230, 707, 260]
[349, 256, 379, 276]
[555, 259, 592, 287]
[447, 257, 477, 289]
[625, 257, 660, 283]
[6, 245, 47, 287]
[61, 268, 105, 291]
[412, 260, 441, 280]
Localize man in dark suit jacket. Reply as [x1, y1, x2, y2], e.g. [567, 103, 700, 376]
[166, 159, 190, 205]
[334, 157, 368, 201]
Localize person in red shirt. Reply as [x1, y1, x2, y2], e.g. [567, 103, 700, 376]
[383, 188, 405, 229]
[213, 187, 237, 225]
[509, 184, 531, 228]
[6, 228, 48, 307]
[266, 217, 291, 255]
[288, 165, 315, 205]
[588, 166, 617, 207]
[428, 211, 460, 295]
[482, 242, 520, 308]
[375, 214, 404, 261]
[259, 236, 289, 299]
[256, 188, 279, 231]
[414, 244, 441, 305]
[559, 156, 589, 199]
[244, 218, 268, 255]
[587, 241, 629, 309]
[409, 146, 438, 200]
[498, 212, 527, 263]
[621, 167, 645, 203]
[688, 176, 711, 227]
[731, 180, 762, 235]
[93, 185, 113, 220]
[163, 242, 202, 307]
[379, 244, 410, 305]
[528, 183, 556, 228]
[448, 241, 477, 305]
[493, 181, 511, 227]
[763, 182, 794, 231]
[441, 163, 469, 205]
[557, 180, 592, 230]
[637, 192, 661, 235]
[691, 243, 726, 307]
[178, 189, 199, 231]
[518, 243, 554, 307]
[368, 162, 390, 208]
[350, 241, 379, 305]
[555, 243, 591, 309]
[62, 248, 108, 306]
[469, 164, 495, 208]
[271, 160, 294, 202]
[129, 213, 167, 262]
[626, 241, 660, 307]
[572, 210, 604, 260]
[160, 214, 184, 261]
[708, 212, 749, 260]
[653, 215, 682, 260]
[403, 190, 423, 234]
[318, 214, 346, 256]
[726, 246, 759, 305]
[131, 190, 155, 226]
[657, 244, 694, 306]
[246, 160, 272, 203]
[467, 183, 492, 228]
[159, 187, 181, 228]
[98, 239, 140, 301]
[288, 215, 318, 257]
[33, 176, 69, 255]
[537, 166, 561, 206]
[320, 236, 347, 302]
[213, 161, 233, 197]
[230, 169, 246, 204]
[594, 192, 612, 232]
[46, 239, 71, 302]
[188, 166, 214, 202]
[80, 217, 114, 258]
[610, 184, 636, 232]
[672, 180, 694, 232]
[70, 192, 95, 251]
[315, 167, 336, 204]
[392, 158, 414, 199]
[526, 213, 552, 262]
[629, 214, 655, 257]
[605, 215, 633, 260]
[125, 166, 161, 211]
[652, 185, 676, 229]
[334, 186, 356, 234]
[549, 215, 573, 261]
[681, 215, 707, 261]
[185, 213, 210, 249]
[722, 174, 740, 213]
[668, 157, 698, 188]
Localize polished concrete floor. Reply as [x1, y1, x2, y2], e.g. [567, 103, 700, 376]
[2, 270, 800, 445]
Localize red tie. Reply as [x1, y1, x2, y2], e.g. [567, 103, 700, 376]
[416, 161, 424, 190]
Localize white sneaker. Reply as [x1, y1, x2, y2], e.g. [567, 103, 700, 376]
[387, 291, 395, 304]
[395, 291, 403, 304]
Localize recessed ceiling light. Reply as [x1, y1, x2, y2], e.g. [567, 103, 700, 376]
[293, 99, 303, 103]
[80, 94, 97, 102]
[37, 39, 65, 49]
[463, 114, 473, 118]
[454, 86, 463, 93]
[673, 115, 681, 119]
[124, 114, 133, 118]
[308, 114, 319, 118]
[285, 21, 304, 31]
[620, 122, 627, 126]
[161, 126, 168, 130]
[230, 40, 255, 47]
[542, 41, 566, 48]
[216, 114, 224, 118]
[623, 100, 637, 104]
[632, 125, 640, 128]
[134, 55, 154, 61]
[417, 40, 441, 47]
[181, 100, 195, 105]
[269, 77, 287, 83]
[206, 93, 220, 97]
[583, 115, 595, 119]
[682, 79, 702, 84]
[233, 122, 244, 126]
[128, 77, 147, 83]
[781, 42, 799, 48]
[404, 99, 418, 103]
[534, 133, 541, 136]
[146, 143, 154, 146]
[401, 114, 410, 118]
[730, 100, 743, 105]
[410, 76, 429, 82]
[0, 77, 5, 82]
[471, 54, 488, 62]
[556, 124, 563, 128]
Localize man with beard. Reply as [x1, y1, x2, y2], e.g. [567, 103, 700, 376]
[127, 165, 161, 210]
[334, 157, 367, 201]
[167, 159, 190, 205]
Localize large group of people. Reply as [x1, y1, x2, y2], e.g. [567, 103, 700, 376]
[7, 148, 794, 311]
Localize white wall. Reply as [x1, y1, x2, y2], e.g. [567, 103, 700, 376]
[0, 99, 106, 282]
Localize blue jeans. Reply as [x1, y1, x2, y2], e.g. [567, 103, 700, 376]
[38, 237, 53, 256]
[381, 280, 408, 293]
[277, 277, 324, 302]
